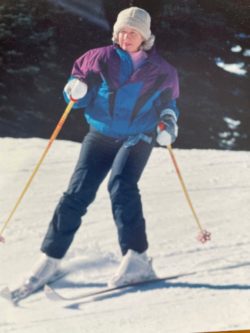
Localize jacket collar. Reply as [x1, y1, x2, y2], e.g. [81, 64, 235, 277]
[113, 44, 159, 65]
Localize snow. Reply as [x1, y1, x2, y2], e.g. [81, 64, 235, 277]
[223, 117, 241, 130]
[231, 45, 242, 53]
[243, 49, 250, 57]
[1, 138, 250, 333]
[235, 33, 250, 40]
[215, 57, 247, 76]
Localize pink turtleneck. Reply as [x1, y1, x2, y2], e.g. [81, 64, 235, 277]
[128, 50, 148, 71]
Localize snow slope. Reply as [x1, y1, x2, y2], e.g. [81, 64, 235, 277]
[0, 138, 250, 333]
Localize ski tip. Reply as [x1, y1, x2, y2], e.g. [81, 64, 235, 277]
[0, 287, 11, 300]
[0, 287, 16, 305]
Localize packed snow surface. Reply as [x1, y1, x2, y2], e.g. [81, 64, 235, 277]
[0, 138, 250, 333]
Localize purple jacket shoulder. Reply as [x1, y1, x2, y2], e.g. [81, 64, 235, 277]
[146, 48, 179, 99]
[71, 45, 116, 83]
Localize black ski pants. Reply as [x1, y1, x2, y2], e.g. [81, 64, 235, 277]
[41, 128, 155, 259]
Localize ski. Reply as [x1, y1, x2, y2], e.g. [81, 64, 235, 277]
[0, 269, 69, 306]
[44, 272, 192, 303]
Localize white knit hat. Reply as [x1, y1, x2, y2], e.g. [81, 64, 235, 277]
[112, 7, 155, 51]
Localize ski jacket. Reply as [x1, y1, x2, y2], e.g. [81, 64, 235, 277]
[65, 44, 180, 138]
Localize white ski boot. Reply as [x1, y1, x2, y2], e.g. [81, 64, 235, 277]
[22, 253, 61, 294]
[108, 249, 157, 288]
[0, 253, 62, 305]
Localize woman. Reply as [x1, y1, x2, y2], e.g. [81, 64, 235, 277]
[22, 7, 180, 294]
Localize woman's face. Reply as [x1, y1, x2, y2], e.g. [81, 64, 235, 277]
[118, 27, 144, 53]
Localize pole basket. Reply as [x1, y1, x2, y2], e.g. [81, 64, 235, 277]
[197, 230, 211, 244]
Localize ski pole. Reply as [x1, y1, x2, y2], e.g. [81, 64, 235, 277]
[0, 99, 75, 243]
[166, 144, 211, 243]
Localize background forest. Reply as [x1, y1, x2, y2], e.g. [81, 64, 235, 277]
[0, 0, 249, 150]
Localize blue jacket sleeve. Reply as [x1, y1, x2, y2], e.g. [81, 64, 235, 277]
[161, 99, 180, 121]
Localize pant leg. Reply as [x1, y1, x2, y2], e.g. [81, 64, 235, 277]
[41, 130, 118, 258]
[108, 137, 155, 255]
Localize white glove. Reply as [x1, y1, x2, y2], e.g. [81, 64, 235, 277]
[156, 127, 173, 146]
[64, 78, 88, 101]
[156, 118, 178, 146]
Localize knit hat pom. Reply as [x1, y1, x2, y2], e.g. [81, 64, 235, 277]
[112, 7, 155, 51]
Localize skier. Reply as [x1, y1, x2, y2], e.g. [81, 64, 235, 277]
[20, 6, 180, 294]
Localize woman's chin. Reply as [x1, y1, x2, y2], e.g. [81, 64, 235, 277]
[122, 46, 138, 53]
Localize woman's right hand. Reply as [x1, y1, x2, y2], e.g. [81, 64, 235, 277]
[64, 78, 88, 101]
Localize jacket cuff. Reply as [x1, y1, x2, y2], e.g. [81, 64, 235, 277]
[160, 108, 178, 122]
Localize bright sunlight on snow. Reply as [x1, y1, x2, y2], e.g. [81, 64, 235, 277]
[0, 138, 250, 333]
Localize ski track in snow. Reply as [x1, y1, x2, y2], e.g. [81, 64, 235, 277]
[0, 138, 250, 333]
